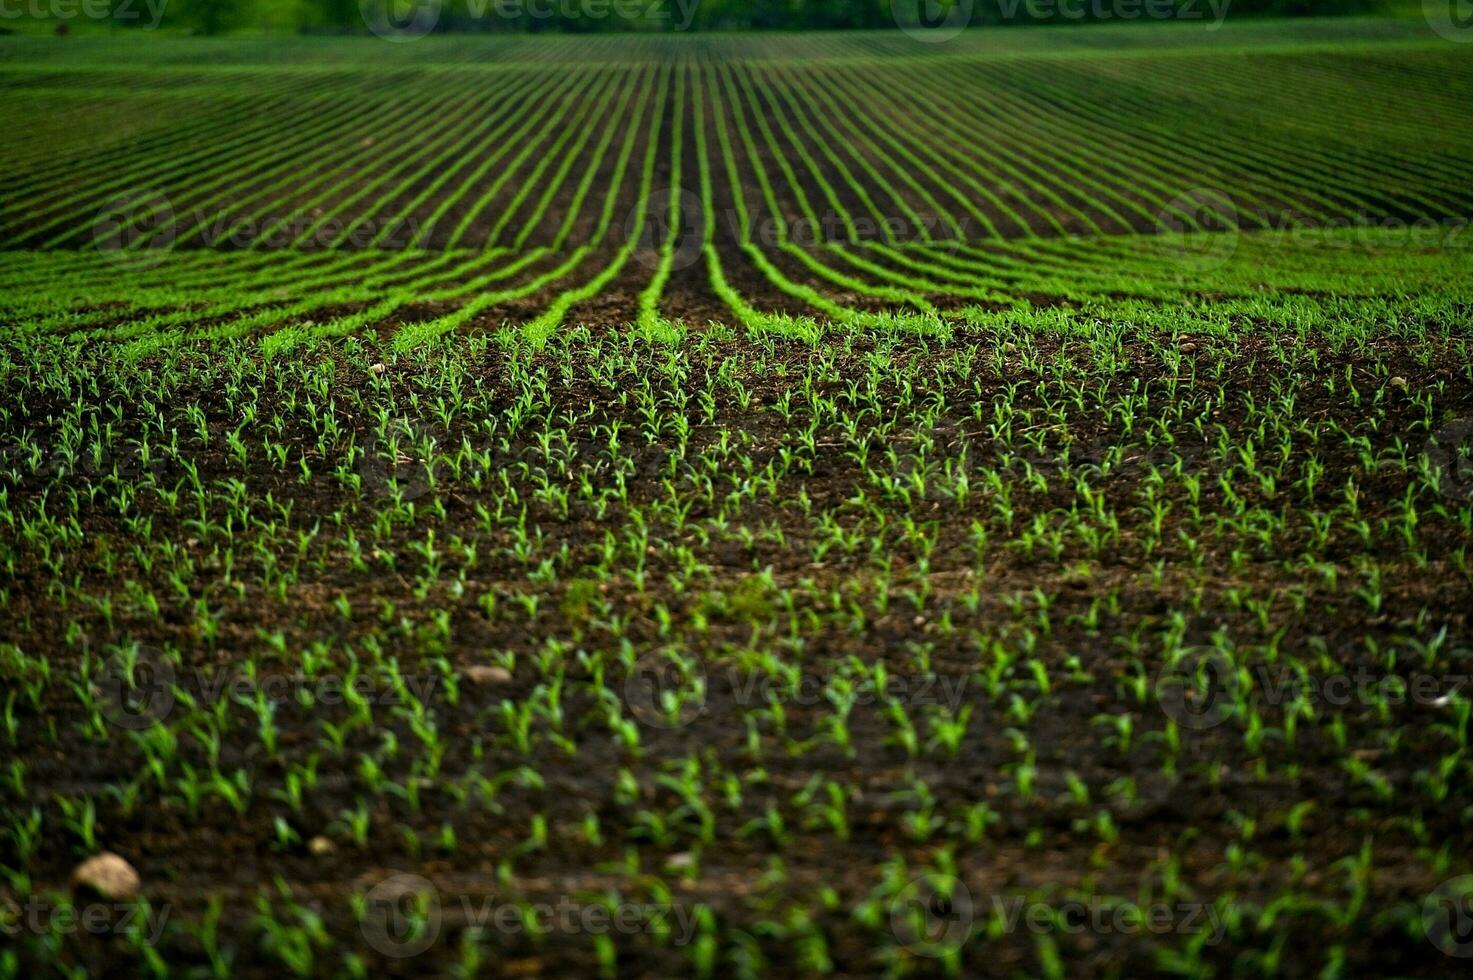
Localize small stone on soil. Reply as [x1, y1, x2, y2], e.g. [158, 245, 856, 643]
[465, 665, 513, 685]
[71, 853, 140, 901]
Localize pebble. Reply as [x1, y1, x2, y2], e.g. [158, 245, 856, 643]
[464, 665, 513, 685]
[71, 853, 140, 901]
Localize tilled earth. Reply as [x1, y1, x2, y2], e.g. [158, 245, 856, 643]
[2, 309, 1473, 976]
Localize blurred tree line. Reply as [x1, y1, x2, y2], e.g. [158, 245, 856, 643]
[146, 0, 1389, 35]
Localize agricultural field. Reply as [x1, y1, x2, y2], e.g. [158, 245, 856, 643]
[4, 14, 1473, 978]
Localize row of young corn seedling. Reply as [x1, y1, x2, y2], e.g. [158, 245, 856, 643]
[2, 295, 1472, 973]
